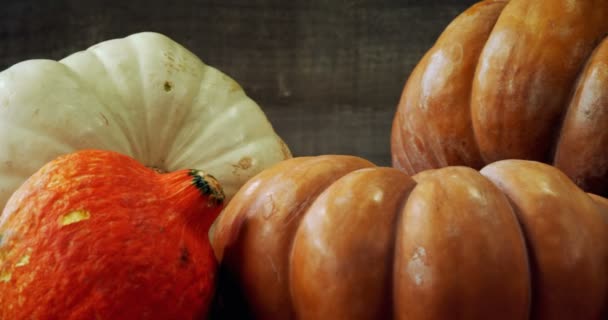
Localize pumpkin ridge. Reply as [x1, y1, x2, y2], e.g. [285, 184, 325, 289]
[391, 0, 505, 173]
[160, 62, 217, 169]
[276, 156, 377, 318]
[394, 166, 530, 319]
[152, 39, 211, 169]
[387, 170, 419, 318]
[480, 160, 607, 318]
[58, 54, 134, 155]
[466, 164, 535, 317]
[289, 166, 415, 318]
[552, 36, 608, 195]
[212, 155, 374, 319]
[390, 113, 411, 173]
[213, 157, 322, 318]
[392, 0, 608, 196]
[549, 35, 608, 160]
[0, 62, 118, 157]
[76, 47, 141, 157]
[214, 156, 608, 319]
[450, 0, 507, 168]
[472, 0, 608, 163]
[498, 195, 534, 319]
[125, 35, 152, 164]
[0, 32, 291, 211]
[194, 75, 250, 137]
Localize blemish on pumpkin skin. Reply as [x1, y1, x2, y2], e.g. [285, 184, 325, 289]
[263, 194, 278, 219]
[99, 112, 109, 126]
[179, 247, 190, 267]
[163, 51, 195, 76]
[60, 209, 91, 226]
[229, 80, 242, 92]
[267, 254, 281, 284]
[0, 270, 11, 283]
[15, 252, 31, 267]
[232, 157, 252, 173]
[407, 247, 429, 286]
[164, 81, 173, 92]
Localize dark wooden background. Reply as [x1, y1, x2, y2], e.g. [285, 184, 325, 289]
[0, 0, 477, 166]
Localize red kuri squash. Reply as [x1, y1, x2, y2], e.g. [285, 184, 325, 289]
[0, 149, 224, 319]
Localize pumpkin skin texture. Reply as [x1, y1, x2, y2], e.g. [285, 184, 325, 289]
[0, 32, 291, 210]
[212, 156, 608, 319]
[391, 0, 608, 197]
[211, 156, 376, 319]
[481, 161, 607, 319]
[0, 149, 224, 319]
[588, 192, 608, 318]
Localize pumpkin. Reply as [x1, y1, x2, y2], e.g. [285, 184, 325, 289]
[0, 149, 223, 318]
[390, 0, 608, 197]
[0, 32, 291, 211]
[212, 155, 608, 319]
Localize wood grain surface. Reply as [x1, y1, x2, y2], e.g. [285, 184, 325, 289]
[0, 0, 476, 166]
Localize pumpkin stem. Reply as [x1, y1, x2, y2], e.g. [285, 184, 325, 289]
[188, 170, 225, 206]
[160, 169, 225, 233]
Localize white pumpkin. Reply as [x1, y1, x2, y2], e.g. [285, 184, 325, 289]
[0, 32, 291, 208]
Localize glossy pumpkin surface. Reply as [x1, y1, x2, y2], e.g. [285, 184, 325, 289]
[0, 149, 224, 319]
[391, 0, 608, 196]
[212, 155, 608, 319]
[0, 32, 291, 211]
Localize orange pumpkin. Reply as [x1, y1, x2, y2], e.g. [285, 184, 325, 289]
[212, 156, 608, 319]
[390, 0, 608, 196]
[0, 150, 224, 319]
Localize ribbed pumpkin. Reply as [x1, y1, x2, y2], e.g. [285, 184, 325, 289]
[0, 32, 291, 212]
[0, 149, 224, 318]
[391, 0, 608, 196]
[212, 155, 608, 319]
